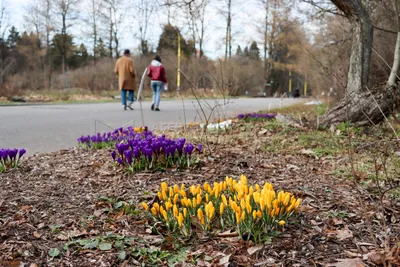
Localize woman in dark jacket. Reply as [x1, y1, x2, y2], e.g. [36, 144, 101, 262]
[147, 55, 167, 111]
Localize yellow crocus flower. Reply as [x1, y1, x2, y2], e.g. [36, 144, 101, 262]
[173, 194, 179, 204]
[205, 193, 209, 203]
[240, 198, 246, 210]
[220, 203, 224, 215]
[240, 174, 247, 185]
[181, 184, 185, 192]
[162, 190, 167, 201]
[178, 213, 184, 227]
[246, 202, 252, 214]
[235, 212, 241, 223]
[197, 209, 205, 225]
[249, 186, 254, 196]
[157, 191, 163, 201]
[162, 210, 168, 221]
[193, 198, 197, 209]
[284, 194, 291, 206]
[241, 211, 246, 221]
[256, 210, 262, 218]
[279, 220, 286, 226]
[252, 210, 257, 220]
[255, 184, 261, 192]
[294, 198, 302, 209]
[180, 190, 187, 198]
[221, 194, 228, 206]
[187, 198, 192, 208]
[253, 192, 260, 204]
[169, 187, 174, 198]
[275, 207, 280, 216]
[153, 203, 160, 212]
[151, 207, 157, 216]
[142, 202, 149, 211]
[173, 204, 179, 218]
[190, 185, 195, 195]
[197, 194, 202, 205]
[260, 197, 265, 211]
[174, 184, 179, 194]
[183, 208, 187, 218]
[161, 182, 168, 192]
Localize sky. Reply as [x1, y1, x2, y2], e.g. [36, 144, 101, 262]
[6, 0, 320, 59]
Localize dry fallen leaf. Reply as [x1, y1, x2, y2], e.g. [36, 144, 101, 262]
[33, 231, 41, 239]
[218, 254, 231, 267]
[247, 244, 264, 255]
[336, 228, 353, 241]
[366, 251, 385, 265]
[326, 258, 366, 267]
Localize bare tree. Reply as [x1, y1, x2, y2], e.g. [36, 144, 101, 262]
[132, 0, 154, 56]
[224, 0, 232, 60]
[0, 0, 14, 88]
[87, 0, 102, 63]
[102, 0, 125, 58]
[388, 0, 400, 86]
[54, 0, 79, 85]
[186, 0, 208, 58]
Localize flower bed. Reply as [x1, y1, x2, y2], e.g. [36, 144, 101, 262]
[112, 134, 202, 172]
[77, 127, 148, 149]
[237, 113, 277, 121]
[0, 148, 26, 173]
[142, 175, 301, 244]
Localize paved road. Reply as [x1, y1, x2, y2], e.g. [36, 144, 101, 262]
[0, 98, 303, 155]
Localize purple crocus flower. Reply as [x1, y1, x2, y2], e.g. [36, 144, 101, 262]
[184, 143, 195, 155]
[133, 147, 140, 158]
[124, 150, 133, 165]
[116, 158, 124, 165]
[18, 149, 26, 158]
[111, 151, 116, 161]
[197, 144, 203, 153]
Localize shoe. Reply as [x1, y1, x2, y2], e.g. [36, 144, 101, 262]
[155, 108, 160, 111]
[127, 106, 133, 110]
[124, 106, 127, 111]
[151, 103, 154, 111]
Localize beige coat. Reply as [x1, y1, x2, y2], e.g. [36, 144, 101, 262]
[114, 56, 136, 90]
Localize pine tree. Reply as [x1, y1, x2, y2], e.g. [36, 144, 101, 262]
[236, 45, 243, 56]
[249, 41, 260, 60]
[96, 38, 107, 58]
[7, 26, 21, 49]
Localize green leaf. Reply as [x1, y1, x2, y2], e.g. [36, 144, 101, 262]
[77, 239, 91, 246]
[118, 251, 126, 260]
[83, 239, 99, 249]
[99, 242, 112, 251]
[115, 240, 125, 249]
[204, 256, 213, 261]
[48, 248, 60, 257]
[114, 201, 124, 209]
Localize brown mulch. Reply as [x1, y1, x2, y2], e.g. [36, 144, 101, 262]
[0, 128, 399, 266]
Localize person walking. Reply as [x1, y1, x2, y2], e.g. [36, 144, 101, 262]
[147, 55, 167, 111]
[114, 49, 136, 110]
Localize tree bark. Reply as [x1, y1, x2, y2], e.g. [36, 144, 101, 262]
[320, 85, 396, 126]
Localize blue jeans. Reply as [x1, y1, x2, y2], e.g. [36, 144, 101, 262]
[121, 90, 134, 106]
[151, 81, 163, 107]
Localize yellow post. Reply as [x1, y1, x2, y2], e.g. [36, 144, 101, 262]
[288, 71, 292, 93]
[304, 81, 307, 96]
[177, 33, 181, 91]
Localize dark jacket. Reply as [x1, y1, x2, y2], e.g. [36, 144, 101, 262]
[147, 60, 167, 83]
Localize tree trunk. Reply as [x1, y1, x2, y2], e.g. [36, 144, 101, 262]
[320, 85, 396, 126]
[320, 0, 379, 126]
[346, 16, 373, 94]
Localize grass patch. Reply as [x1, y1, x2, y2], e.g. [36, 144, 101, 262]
[263, 102, 330, 120]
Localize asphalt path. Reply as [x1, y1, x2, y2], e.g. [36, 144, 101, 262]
[0, 98, 303, 155]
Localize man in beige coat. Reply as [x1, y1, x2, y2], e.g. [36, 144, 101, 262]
[114, 49, 136, 110]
